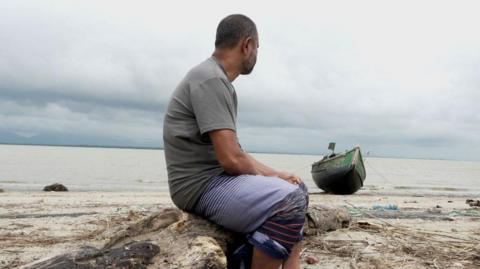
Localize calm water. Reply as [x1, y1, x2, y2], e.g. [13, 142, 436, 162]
[1, 144, 479, 196]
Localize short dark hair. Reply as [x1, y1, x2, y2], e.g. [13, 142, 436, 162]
[215, 14, 257, 49]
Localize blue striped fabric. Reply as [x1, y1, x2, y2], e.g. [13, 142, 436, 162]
[249, 183, 308, 259]
[194, 173, 309, 260]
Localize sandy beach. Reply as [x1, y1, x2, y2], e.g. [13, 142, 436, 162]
[1, 190, 479, 269]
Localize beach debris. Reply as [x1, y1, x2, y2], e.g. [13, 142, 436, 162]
[346, 202, 456, 220]
[43, 183, 68, 192]
[25, 241, 159, 269]
[449, 209, 480, 217]
[0, 188, 4, 193]
[0, 212, 98, 219]
[336, 212, 479, 268]
[356, 221, 383, 231]
[346, 206, 363, 217]
[103, 207, 183, 249]
[304, 205, 351, 235]
[466, 199, 480, 207]
[305, 255, 319, 264]
[426, 207, 442, 214]
[25, 206, 350, 268]
[473, 252, 480, 265]
[372, 203, 398, 210]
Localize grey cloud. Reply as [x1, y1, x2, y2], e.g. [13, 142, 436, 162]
[1, 1, 479, 160]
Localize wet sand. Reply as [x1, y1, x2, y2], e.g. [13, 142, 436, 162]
[0, 191, 479, 268]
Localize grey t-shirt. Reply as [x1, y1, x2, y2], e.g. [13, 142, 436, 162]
[163, 57, 237, 211]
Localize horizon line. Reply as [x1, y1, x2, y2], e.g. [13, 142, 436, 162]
[0, 142, 472, 162]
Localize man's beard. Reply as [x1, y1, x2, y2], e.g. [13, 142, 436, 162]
[240, 54, 257, 75]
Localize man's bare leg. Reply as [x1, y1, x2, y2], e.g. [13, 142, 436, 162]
[251, 247, 283, 269]
[282, 242, 302, 269]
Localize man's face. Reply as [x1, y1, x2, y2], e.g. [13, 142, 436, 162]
[241, 37, 258, 75]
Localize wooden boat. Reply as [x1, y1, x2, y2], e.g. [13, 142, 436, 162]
[311, 146, 366, 194]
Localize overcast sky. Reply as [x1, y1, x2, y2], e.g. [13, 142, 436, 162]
[1, 1, 479, 160]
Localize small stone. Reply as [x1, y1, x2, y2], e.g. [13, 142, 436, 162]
[43, 183, 68, 192]
[466, 199, 480, 207]
[426, 207, 442, 214]
[0, 188, 4, 193]
[305, 255, 319, 264]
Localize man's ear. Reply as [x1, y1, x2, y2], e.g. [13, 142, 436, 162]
[242, 37, 254, 55]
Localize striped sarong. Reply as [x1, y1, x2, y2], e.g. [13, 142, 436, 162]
[193, 173, 309, 260]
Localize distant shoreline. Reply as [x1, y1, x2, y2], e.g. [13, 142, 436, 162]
[0, 142, 324, 156]
[0, 142, 163, 151]
[0, 142, 473, 162]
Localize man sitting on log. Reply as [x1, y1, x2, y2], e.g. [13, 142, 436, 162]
[163, 14, 309, 269]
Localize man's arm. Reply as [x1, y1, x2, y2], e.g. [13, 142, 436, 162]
[245, 153, 278, 177]
[209, 129, 301, 184]
[245, 152, 302, 185]
[209, 129, 259, 175]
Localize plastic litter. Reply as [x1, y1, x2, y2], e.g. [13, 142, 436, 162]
[372, 204, 398, 210]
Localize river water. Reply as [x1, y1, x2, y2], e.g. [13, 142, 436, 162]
[1, 144, 479, 196]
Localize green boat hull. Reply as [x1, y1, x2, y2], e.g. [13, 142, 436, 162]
[311, 147, 366, 194]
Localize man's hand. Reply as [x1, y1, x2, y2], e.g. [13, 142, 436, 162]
[277, 171, 302, 185]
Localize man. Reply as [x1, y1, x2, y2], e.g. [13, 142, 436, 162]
[163, 14, 308, 269]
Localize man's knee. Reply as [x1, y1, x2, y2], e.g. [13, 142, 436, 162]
[285, 181, 309, 213]
[275, 184, 308, 218]
[298, 181, 308, 195]
[298, 181, 309, 209]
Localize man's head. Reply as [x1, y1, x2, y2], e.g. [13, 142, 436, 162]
[214, 14, 258, 75]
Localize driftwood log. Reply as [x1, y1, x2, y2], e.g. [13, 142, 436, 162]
[26, 205, 350, 269]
